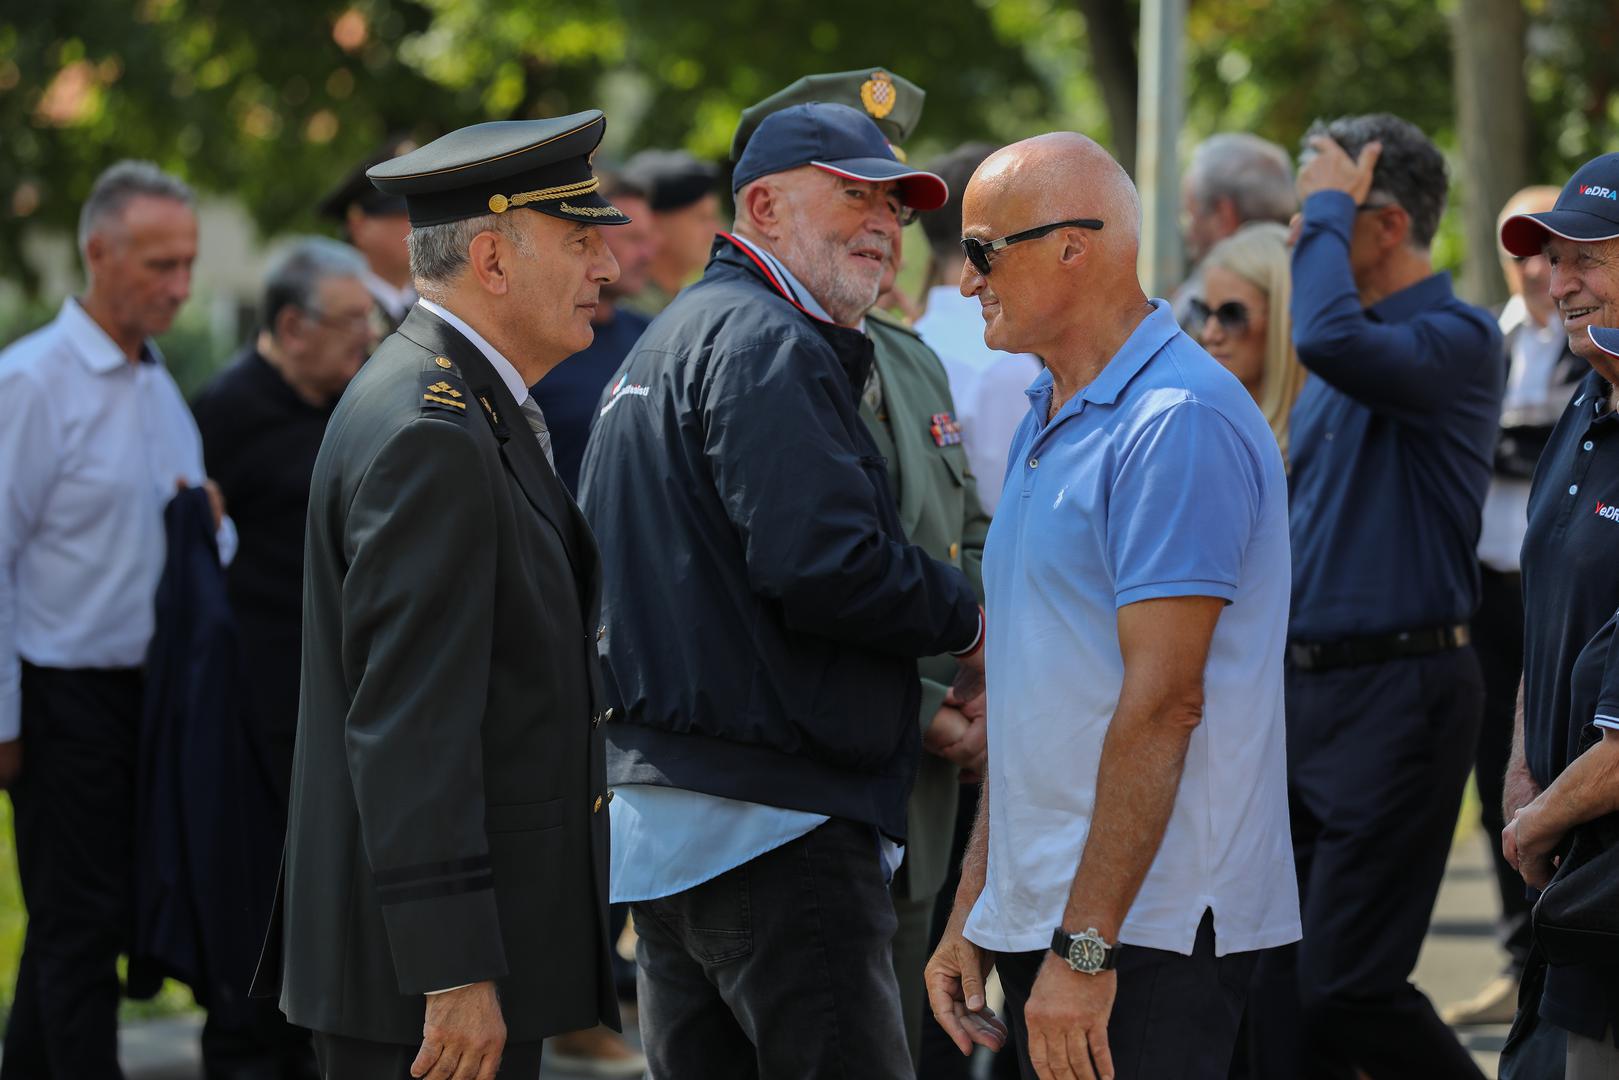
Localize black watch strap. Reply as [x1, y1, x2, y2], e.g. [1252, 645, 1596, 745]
[1050, 927, 1120, 972]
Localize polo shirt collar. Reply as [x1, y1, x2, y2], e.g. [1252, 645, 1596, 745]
[1369, 271, 1455, 324]
[58, 298, 158, 374]
[416, 298, 529, 405]
[1026, 298, 1178, 416]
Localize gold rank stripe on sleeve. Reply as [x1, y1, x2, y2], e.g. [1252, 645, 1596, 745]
[488, 178, 600, 214]
[423, 393, 467, 410]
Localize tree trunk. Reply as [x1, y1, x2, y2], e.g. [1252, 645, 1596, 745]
[1451, 0, 1529, 307]
[1075, 0, 1140, 175]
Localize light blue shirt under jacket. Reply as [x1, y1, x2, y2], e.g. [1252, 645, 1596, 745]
[610, 234, 895, 904]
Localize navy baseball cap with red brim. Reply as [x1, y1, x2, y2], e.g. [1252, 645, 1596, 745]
[731, 102, 947, 211]
[1502, 152, 1619, 256]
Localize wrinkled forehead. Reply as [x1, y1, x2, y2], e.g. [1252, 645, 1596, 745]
[1544, 234, 1619, 261]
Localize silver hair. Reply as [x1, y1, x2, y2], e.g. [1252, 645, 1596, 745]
[408, 212, 535, 302]
[1187, 134, 1297, 226]
[77, 160, 195, 256]
[261, 237, 370, 333]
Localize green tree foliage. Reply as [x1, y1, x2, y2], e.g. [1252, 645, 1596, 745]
[6, 0, 1619, 290]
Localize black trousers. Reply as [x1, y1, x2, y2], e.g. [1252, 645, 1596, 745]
[2, 664, 141, 1080]
[1470, 566, 1533, 972]
[311, 1033, 542, 1079]
[631, 817, 915, 1080]
[1247, 648, 1487, 1080]
[997, 911, 1257, 1079]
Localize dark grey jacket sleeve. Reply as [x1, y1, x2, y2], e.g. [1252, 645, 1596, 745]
[340, 416, 506, 994]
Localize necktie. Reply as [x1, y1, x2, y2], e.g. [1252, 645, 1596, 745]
[518, 395, 556, 469]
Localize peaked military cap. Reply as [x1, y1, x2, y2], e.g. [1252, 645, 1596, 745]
[621, 150, 722, 212]
[317, 135, 417, 220]
[731, 68, 925, 162]
[367, 110, 631, 228]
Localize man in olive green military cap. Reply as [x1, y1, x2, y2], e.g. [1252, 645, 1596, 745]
[733, 69, 998, 1071]
[255, 110, 627, 1079]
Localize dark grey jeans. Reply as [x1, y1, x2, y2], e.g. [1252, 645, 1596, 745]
[631, 817, 914, 1079]
[997, 911, 1258, 1080]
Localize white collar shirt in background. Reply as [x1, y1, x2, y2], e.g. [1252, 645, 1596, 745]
[0, 298, 235, 740]
[362, 269, 417, 324]
[914, 286, 1044, 509]
[1478, 295, 1575, 573]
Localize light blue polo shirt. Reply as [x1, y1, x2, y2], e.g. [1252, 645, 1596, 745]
[964, 299, 1300, 958]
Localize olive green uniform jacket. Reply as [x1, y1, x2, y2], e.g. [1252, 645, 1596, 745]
[864, 312, 990, 902]
[252, 306, 617, 1045]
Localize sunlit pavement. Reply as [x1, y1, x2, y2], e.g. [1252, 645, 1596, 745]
[116, 834, 1508, 1079]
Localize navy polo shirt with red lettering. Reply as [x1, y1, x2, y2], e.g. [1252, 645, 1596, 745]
[1520, 368, 1619, 1040]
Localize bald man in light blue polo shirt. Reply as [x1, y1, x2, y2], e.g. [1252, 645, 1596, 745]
[926, 133, 1299, 1080]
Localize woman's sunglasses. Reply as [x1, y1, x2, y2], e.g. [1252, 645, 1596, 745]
[960, 218, 1105, 276]
[1188, 298, 1251, 334]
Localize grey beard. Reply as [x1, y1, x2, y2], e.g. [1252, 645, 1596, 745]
[778, 231, 884, 326]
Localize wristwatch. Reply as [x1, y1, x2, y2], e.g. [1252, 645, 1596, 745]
[1050, 926, 1120, 974]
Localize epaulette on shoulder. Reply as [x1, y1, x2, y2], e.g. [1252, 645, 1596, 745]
[419, 354, 471, 420]
[867, 308, 923, 339]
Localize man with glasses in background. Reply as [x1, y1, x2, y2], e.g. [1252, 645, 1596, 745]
[1243, 113, 1502, 1080]
[191, 236, 375, 1079]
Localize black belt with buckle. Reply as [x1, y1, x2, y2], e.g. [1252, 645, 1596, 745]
[1287, 624, 1471, 672]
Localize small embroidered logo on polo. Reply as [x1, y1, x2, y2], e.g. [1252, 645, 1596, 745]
[1596, 500, 1619, 522]
[1054, 485, 1068, 510]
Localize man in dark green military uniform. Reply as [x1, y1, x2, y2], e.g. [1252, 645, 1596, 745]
[735, 70, 995, 1068]
[253, 111, 629, 1079]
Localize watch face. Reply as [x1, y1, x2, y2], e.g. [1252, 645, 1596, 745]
[1067, 935, 1106, 973]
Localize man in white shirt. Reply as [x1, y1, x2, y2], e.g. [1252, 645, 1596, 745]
[0, 160, 227, 1078]
[914, 143, 1044, 509]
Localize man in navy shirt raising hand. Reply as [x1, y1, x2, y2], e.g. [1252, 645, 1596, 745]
[1245, 113, 1502, 1080]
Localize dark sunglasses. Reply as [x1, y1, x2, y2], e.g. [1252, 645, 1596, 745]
[1188, 298, 1251, 334]
[960, 218, 1105, 275]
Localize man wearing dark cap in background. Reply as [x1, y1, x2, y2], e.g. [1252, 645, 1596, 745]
[256, 111, 626, 1079]
[579, 102, 986, 1078]
[1498, 152, 1619, 1079]
[316, 137, 418, 332]
[731, 68, 994, 1071]
[530, 172, 658, 497]
[620, 148, 723, 314]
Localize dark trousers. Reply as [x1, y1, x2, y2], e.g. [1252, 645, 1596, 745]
[311, 1033, 542, 1079]
[631, 817, 914, 1080]
[1247, 648, 1487, 1080]
[2, 664, 141, 1080]
[202, 998, 317, 1080]
[1470, 566, 1533, 971]
[998, 911, 1257, 1079]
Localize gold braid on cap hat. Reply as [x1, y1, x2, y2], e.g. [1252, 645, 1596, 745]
[488, 177, 600, 214]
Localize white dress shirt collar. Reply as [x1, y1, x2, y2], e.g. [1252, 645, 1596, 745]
[58, 297, 156, 375]
[363, 269, 416, 320]
[416, 298, 529, 405]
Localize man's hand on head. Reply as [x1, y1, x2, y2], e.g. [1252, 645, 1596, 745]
[1297, 136, 1382, 206]
[412, 981, 505, 1080]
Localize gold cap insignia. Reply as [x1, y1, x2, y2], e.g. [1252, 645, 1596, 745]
[435, 356, 453, 369]
[488, 193, 510, 214]
[860, 71, 897, 120]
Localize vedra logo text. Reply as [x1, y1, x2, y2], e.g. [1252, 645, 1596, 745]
[1583, 185, 1619, 201]
[1596, 500, 1619, 521]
